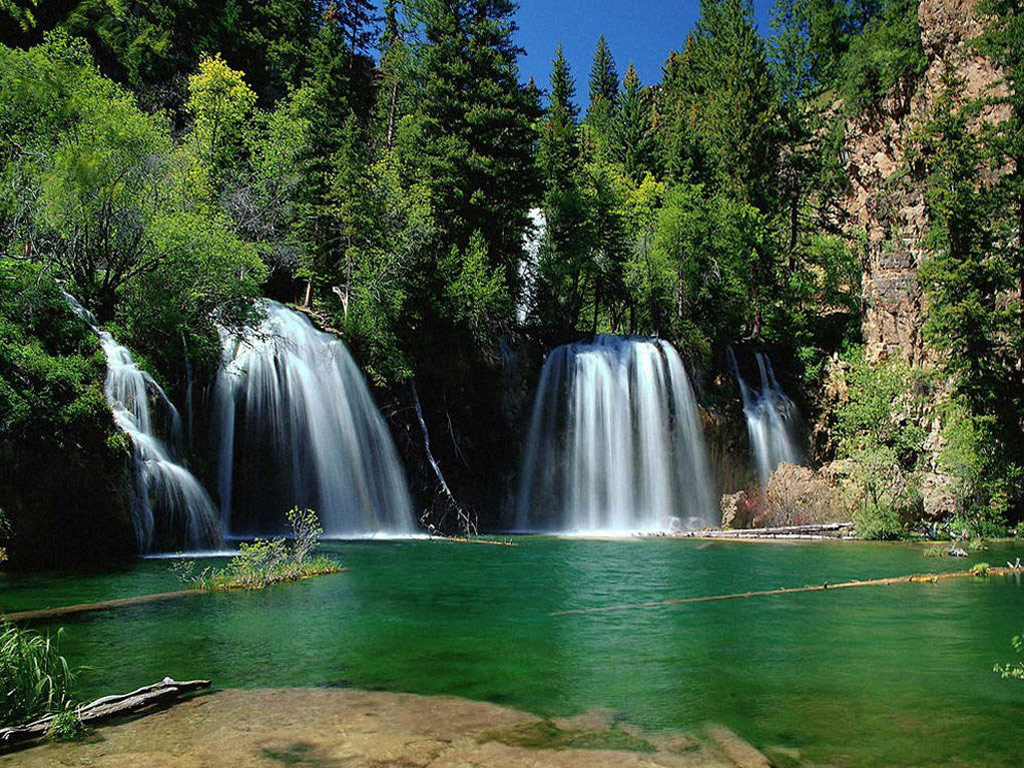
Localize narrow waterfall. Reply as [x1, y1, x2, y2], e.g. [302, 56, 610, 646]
[212, 301, 416, 537]
[729, 350, 804, 486]
[62, 293, 222, 552]
[516, 335, 716, 532]
[517, 207, 546, 323]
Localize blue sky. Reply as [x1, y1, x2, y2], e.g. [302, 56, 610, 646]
[511, 0, 776, 102]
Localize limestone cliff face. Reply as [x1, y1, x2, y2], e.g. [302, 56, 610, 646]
[841, 0, 1008, 364]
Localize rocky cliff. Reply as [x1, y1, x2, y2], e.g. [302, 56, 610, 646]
[841, 0, 1008, 364]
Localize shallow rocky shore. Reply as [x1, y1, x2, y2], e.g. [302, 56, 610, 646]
[0, 688, 802, 768]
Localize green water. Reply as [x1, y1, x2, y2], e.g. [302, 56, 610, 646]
[2, 538, 1023, 767]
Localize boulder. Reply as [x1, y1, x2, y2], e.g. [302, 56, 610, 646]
[763, 463, 849, 527]
[720, 490, 751, 529]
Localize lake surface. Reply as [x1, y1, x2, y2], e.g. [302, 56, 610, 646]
[2, 538, 1023, 767]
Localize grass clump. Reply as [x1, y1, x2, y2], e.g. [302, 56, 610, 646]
[970, 562, 991, 577]
[175, 508, 341, 591]
[923, 545, 946, 558]
[0, 620, 75, 727]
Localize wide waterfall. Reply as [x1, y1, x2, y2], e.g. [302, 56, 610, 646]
[517, 336, 716, 533]
[63, 293, 222, 552]
[212, 301, 416, 537]
[730, 350, 803, 486]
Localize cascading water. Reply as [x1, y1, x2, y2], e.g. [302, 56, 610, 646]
[516, 335, 716, 533]
[518, 207, 545, 323]
[729, 350, 804, 486]
[212, 301, 416, 537]
[62, 293, 222, 552]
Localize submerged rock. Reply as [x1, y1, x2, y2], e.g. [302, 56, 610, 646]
[2, 688, 756, 768]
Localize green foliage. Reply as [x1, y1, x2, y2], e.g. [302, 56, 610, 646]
[830, 348, 928, 537]
[0, 262, 110, 448]
[537, 43, 580, 189]
[658, 0, 780, 209]
[46, 708, 86, 741]
[971, 561, 991, 577]
[185, 54, 258, 197]
[609, 64, 658, 183]
[0, 619, 75, 726]
[836, 0, 926, 113]
[853, 501, 911, 541]
[176, 508, 340, 591]
[440, 231, 511, 335]
[401, 0, 541, 298]
[833, 347, 927, 466]
[994, 634, 1024, 681]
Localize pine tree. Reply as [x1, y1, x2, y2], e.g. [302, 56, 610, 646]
[587, 34, 620, 135]
[609, 63, 656, 182]
[402, 0, 541, 302]
[975, 0, 1024, 373]
[537, 42, 580, 189]
[658, 0, 780, 209]
[917, 65, 1022, 522]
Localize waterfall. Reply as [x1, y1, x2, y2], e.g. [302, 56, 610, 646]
[518, 207, 545, 323]
[729, 350, 804, 486]
[516, 335, 716, 533]
[62, 292, 222, 552]
[212, 301, 416, 537]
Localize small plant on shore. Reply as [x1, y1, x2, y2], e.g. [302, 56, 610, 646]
[994, 634, 1024, 681]
[923, 545, 946, 558]
[173, 508, 340, 591]
[970, 562, 990, 577]
[45, 708, 86, 741]
[0, 620, 75, 727]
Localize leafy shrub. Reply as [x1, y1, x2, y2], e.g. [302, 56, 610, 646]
[994, 635, 1024, 680]
[971, 562, 991, 576]
[0, 620, 75, 726]
[174, 508, 339, 591]
[854, 502, 911, 541]
[46, 708, 86, 741]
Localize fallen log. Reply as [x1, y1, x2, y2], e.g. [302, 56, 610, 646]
[0, 677, 210, 748]
[551, 567, 1014, 616]
[1, 589, 201, 623]
[700, 522, 855, 537]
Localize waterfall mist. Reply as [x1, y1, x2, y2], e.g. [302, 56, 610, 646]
[212, 301, 416, 537]
[63, 292, 222, 552]
[729, 350, 804, 486]
[516, 336, 716, 533]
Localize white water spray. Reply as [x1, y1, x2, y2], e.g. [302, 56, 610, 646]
[729, 350, 804, 486]
[63, 293, 222, 552]
[517, 335, 716, 533]
[212, 301, 416, 537]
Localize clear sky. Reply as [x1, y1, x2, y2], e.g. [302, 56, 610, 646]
[511, 0, 776, 103]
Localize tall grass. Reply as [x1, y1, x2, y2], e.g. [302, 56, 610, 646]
[1, 620, 75, 726]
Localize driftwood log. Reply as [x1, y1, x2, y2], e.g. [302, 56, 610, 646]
[0, 677, 210, 748]
[674, 522, 856, 540]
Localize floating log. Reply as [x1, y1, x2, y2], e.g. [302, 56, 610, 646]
[551, 567, 1014, 616]
[1, 589, 202, 623]
[433, 536, 517, 547]
[0, 677, 210, 748]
